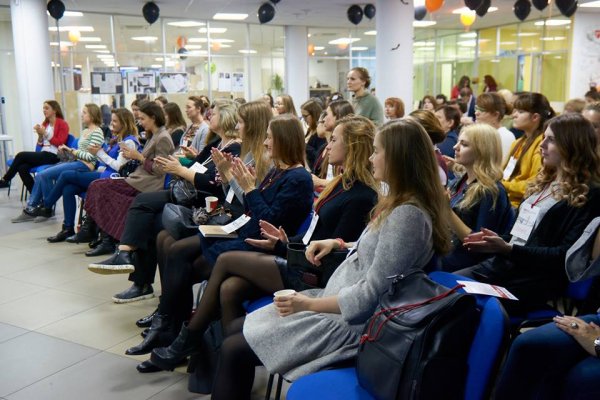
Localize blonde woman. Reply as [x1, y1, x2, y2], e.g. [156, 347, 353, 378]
[274, 94, 297, 117]
[442, 124, 514, 271]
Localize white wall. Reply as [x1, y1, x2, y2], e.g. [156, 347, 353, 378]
[309, 59, 339, 91]
[0, 21, 22, 154]
[569, 12, 600, 99]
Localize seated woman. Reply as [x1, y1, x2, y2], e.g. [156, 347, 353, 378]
[384, 97, 405, 121]
[1, 100, 69, 193]
[494, 217, 600, 400]
[45, 108, 140, 243]
[129, 115, 312, 358]
[82, 102, 174, 261]
[274, 94, 297, 117]
[138, 114, 378, 368]
[434, 105, 461, 158]
[301, 99, 324, 168]
[441, 124, 513, 272]
[502, 92, 555, 208]
[474, 92, 515, 161]
[163, 102, 186, 149]
[456, 113, 600, 313]
[12, 103, 104, 223]
[185, 118, 450, 399]
[409, 109, 450, 185]
[87, 101, 242, 303]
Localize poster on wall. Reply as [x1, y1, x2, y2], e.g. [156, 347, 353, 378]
[91, 72, 123, 94]
[218, 72, 232, 91]
[159, 73, 188, 93]
[232, 73, 244, 92]
[127, 71, 157, 94]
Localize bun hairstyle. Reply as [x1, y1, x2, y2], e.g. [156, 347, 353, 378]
[350, 67, 372, 89]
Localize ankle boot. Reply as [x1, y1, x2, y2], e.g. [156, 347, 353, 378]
[66, 215, 97, 243]
[137, 308, 158, 328]
[85, 231, 116, 257]
[47, 225, 75, 243]
[126, 313, 170, 355]
[150, 322, 204, 371]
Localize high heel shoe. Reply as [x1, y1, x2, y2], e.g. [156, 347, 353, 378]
[136, 308, 158, 328]
[125, 313, 169, 355]
[150, 322, 204, 371]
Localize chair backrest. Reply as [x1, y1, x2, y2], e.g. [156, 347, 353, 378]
[295, 211, 314, 236]
[66, 134, 78, 149]
[567, 278, 595, 302]
[429, 271, 510, 400]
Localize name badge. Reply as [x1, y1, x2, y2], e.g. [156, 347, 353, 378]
[222, 214, 251, 234]
[510, 205, 540, 242]
[302, 213, 319, 245]
[326, 164, 334, 180]
[225, 187, 235, 204]
[503, 157, 517, 180]
[190, 162, 208, 174]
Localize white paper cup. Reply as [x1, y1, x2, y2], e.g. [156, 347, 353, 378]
[274, 289, 296, 298]
[205, 196, 218, 212]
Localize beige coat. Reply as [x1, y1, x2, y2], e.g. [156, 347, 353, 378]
[126, 127, 174, 193]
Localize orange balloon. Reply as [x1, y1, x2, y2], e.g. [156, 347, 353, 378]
[460, 11, 476, 27]
[425, 0, 444, 12]
[307, 43, 315, 55]
[211, 42, 221, 51]
[176, 35, 187, 48]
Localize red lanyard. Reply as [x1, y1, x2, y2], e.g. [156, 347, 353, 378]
[313, 148, 327, 171]
[531, 184, 554, 208]
[315, 186, 345, 214]
[450, 176, 469, 202]
[258, 169, 286, 192]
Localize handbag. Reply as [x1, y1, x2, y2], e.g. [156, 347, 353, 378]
[285, 243, 348, 289]
[168, 178, 203, 206]
[118, 159, 140, 177]
[162, 203, 234, 240]
[356, 271, 479, 400]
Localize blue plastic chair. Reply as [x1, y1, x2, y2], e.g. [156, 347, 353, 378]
[286, 272, 510, 400]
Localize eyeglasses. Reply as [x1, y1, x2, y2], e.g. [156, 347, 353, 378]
[475, 106, 486, 113]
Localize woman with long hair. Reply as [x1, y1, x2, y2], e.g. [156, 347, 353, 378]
[451, 75, 471, 100]
[274, 94, 297, 117]
[441, 124, 514, 271]
[409, 109, 450, 185]
[502, 92, 555, 207]
[457, 113, 600, 312]
[421, 95, 437, 111]
[1, 100, 69, 192]
[474, 92, 515, 160]
[483, 75, 498, 93]
[302, 99, 325, 168]
[163, 102, 187, 148]
[347, 67, 383, 125]
[143, 115, 379, 372]
[177, 96, 210, 156]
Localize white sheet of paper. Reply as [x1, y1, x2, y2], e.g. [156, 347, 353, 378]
[225, 187, 235, 204]
[510, 205, 540, 242]
[457, 281, 518, 300]
[190, 162, 208, 174]
[222, 214, 251, 234]
[302, 213, 319, 245]
[503, 157, 517, 180]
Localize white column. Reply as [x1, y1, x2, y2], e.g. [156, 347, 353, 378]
[376, 0, 414, 113]
[11, 0, 55, 151]
[284, 25, 308, 111]
[568, 12, 600, 100]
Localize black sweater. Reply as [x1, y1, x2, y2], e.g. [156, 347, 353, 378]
[192, 137, 241, 200]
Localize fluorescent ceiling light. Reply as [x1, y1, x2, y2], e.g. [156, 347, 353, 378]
[132, 36, 158, 42]
[541, 36, 567, 41]
[328, 38, 360, 45]
[457, 40, 477, 47]
[188, 37, 234, 43]
[199, 27, 228, 34]
[188, 50, 208, 55]
[515, 32, 539, 37]
[151, 64, 162, 68]
[213, 13, 248, 20]
[416, 47, 435, 51]
[314, 46, 325, 50]
[351, 46, 369, 51]
[78, 37, 101, 42]
[168, 21, 205, 27]
[239, 49, 257, 54]
[414, 41, 435, 47]
[491, 59, 500, 63]
[500, 41, 517, 45]
[217, 44, 232, 48]
[50, 41, 73, 47]
[581, 1, 600, 7]
[154, 57, 166, 61]
[97, 54, 114, 58]
[47, 11, 83, 17]
[51, 62, 60, 67]
[186, 44, 203, 49]
[452, 6, 497, 14]
[460, 32, 477, 38]
[120, 66, 139, 71]
[49, 25, 94, 32]
[364, 30, 377, 35]
[94, 50, 110, 53]
[413, 21, 437, 27]
[535, 19, 571, 26]
[85, 44, 106, 49]
[75, 64, 82, 68]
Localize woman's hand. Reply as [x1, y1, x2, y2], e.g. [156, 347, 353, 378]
[181, 145, 198, 159]
[305, 239, 339, 266]
[244, 220, 289, 251]
[463, 228, 512, 255]
[231, 158, 256, 193]
[274, 292, 312, 317]
[121, 145, 143, 161]
[554, 316, 600, 357]
[442, 155, 456, 170]
[34, 124, 44, 136]
[87, 144, 101, 156]
[58, 144, 71, 153]
[312, 174, 328, 189]
[154, 155, 184, 175]
[211, 147, 234, 179]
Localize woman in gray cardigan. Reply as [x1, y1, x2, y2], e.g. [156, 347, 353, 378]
[208, 119, 452, 399]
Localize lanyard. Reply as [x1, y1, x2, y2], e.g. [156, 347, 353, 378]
[258, 168, 286, 192]
[531, 184, 554, 208]
[450, 176, 469, 202]
[313, 148, 327, 171]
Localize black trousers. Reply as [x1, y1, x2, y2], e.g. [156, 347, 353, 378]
[120, 190, 171, 286]
[3, 151, 60, 192]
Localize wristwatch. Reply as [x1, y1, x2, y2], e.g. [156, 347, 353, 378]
[594, 337, 600, 357]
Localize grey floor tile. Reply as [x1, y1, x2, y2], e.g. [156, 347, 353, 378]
[5, 352, 186, 400]
[0, 331, 99, 397]
[147, 378, 209, 400]
[0, 323, 28, 344]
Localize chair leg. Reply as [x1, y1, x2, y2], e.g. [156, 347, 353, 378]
[274, 375, 283, 400]
[264, 373, 275, 400]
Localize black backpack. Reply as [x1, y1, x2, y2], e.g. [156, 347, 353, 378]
[356, 271, 480, 400]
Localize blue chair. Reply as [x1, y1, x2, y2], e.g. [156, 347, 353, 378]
[286, 272, 510, 400]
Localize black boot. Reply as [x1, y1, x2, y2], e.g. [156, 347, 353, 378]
[47, 225, 75, 243]
[150, 322, 204, 371]
[85, 231, 116, 257]
[126, 313, 169, 355]
[137, 308, 158, 328]
[66, 215, 97, 243]
[0, 178, 10, 189]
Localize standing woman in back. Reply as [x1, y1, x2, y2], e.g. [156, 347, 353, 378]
[347, 67, 383, 125]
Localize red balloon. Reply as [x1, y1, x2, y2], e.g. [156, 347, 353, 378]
[425, 0, 444, 12]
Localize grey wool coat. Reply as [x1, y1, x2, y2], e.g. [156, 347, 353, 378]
[566, 216, 600, 282]
[243, 204, 434, 381]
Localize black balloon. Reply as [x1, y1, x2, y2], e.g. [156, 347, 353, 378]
[258, 2, 275, 24]
[47, 0, 65, 20]
[347, 5, 363, 25]
[270, 0, 281, 3]
[364, 4, 376, 19]
[414, 6, 428, 21]
[532, 0, 548, 11]
[514, 0, 531, 21]
[142, 2, 160, 25]
[556, 0, 578, 17]
[178, 47, 188, 60]
[465, 0, 483, 10]
[476, 0, 491, 16]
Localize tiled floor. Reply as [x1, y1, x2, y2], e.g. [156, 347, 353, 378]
[0, 183, 277, 399]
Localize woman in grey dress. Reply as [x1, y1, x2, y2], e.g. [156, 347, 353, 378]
[207, 119, 452, 399]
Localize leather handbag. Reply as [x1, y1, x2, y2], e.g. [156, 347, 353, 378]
[168, 178, 201, 206]
[285, 243, 348, 289]
[118, 159, 140, 177]
[356, 271, 479, 400]
[162, 204, 234, 240]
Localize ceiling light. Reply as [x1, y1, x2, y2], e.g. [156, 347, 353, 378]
[413, 21, 437, 27]
[460, 32, 477, 38]
[416, 47, 435, 51]
[314, 46, 325, 50]
[132, 36, 158, 42]
[351, 46, 369, 51]
[457, 40, 477, 47]
[218, 44, 232, 48]
[185, 44, 203, 49]
[167, 21, 205, 27]
[75, 64, 82, 68]
[535, 19, 571, 26]
[94, 50, 110, 53]
[211, 38, 234, 43]
[515, 32, 539, 37]
[364, 30, 376, 35]
[239, 49, 257, 54]
[452, 6, 497, 14]
[97, 54, 114, 59]
[47, 11, 83, 17]
[85, 44, 106, 49]
[580, 1, 600, 7]
[414, 41, 435, 47]
[188, 50, 208, 55]
[151, 64, 162, 68]
[500, 41, 517, 45]
[155, 57, 166, 61]
[49, 26, 94, 32]
[50, 61, 60, 67]
[50, 41, 73, 47]
[78, 37, 101, 42]
[199, 27, 228, 34]
[491, 59, 500, 63]
[328, 38, 360, 45]
[213, 13, 248, 20]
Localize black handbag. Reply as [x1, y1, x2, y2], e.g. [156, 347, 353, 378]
[118, 159, 140, 177]
[356, 271, 480, 400]
[285, 243, 348, 289]
[168, 178, 201, 206]
[162, 203, 233, 240]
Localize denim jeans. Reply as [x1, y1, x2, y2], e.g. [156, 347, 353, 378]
[28, 161, 90, 207]
[44, 170, 101, 228]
